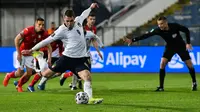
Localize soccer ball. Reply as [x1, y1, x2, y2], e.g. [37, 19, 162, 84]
[75, 92, 89, 104]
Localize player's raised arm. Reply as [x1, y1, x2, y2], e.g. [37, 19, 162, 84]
[75, 3, 98, 24]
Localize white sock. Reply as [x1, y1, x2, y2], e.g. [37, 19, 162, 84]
[38, 77, 48, 86]
[37, 56, 48, 72]
[72, 74, 78, 87]
[84, 80, 92, 99]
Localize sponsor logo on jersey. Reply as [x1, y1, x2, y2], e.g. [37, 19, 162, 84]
[172, 33, 177, 38]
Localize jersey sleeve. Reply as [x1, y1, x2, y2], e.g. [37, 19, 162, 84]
[50, 27, 64, 40]
[175, 23, 190, 44]
[94, 35, 104, 47]
[75, 8, 92, 24]
[86, 31, 104, 47]
[20, 28, 30, 38]
[85, 31, 96, 40]
[132, 28, 159, 42]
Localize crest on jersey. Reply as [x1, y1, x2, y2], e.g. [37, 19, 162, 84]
[172, 34, 177, 38]
[77, 22, 82, 27]
[76, 30, 81, 35]
[150, 29, 154, 32]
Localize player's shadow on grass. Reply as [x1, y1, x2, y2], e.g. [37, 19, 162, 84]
[43, 88, 78, 95]
[95, 89, 155, 95]
[103, 103, 192, 112]
[96, 88, 195, 95]
[161, 87, 196, 93]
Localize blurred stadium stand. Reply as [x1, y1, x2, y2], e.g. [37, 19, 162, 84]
[0, 0, 199, 46]
[111, 0, 200, 46]
[140, 0, 200, 46]
[0, 0, 112, 46]
[97, 0, 179, 46]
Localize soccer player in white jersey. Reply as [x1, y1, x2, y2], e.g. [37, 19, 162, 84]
[22, 3, 103, 104]
[60, 30, 104, 90]
[37, 30, 104, 91]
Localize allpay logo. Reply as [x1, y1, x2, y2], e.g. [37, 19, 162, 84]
[106, 52, 147, 68]
[168, 52, 200, 69]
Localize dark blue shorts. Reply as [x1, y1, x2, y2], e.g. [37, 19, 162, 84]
[49, 55, 91, 74]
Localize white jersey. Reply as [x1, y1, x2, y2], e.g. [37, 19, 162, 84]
[32, 8, 92, 58]
[85, 31, 104, 57]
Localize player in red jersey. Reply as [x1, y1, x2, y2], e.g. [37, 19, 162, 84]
[3, 17, 52, 92]
[84, 12, 97, 34]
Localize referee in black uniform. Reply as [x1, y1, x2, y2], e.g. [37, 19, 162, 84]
[124, 16, 197, 91]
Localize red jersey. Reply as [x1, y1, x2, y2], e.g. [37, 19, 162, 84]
[19, 26, 49, 53]
[84, 25, 97, 34]
[51, 40, 64, 57]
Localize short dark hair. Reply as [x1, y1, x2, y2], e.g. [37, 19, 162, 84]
[157, 16, 167, 21]
[51, 22, 55, 24]
[36, 17, 44, 22]
[88, 12, 96, 17]
[64, 10, 75, 17]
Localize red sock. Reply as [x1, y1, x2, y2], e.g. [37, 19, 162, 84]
[63, 72, 73, 78]
[29, 73, 41, 87]
[8, 71, 16, 78]
[18, 75, 30, 87]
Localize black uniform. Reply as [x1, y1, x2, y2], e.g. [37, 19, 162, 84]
[132, 23, 191, 61]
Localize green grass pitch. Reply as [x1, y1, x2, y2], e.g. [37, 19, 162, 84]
[0, 73, 200, 112]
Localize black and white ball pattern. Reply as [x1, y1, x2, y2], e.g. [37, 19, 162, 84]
[75, 92, 89, 104]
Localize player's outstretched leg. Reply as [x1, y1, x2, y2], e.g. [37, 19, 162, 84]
[78, 70, 103, 104]
[185, 59, 197, 91]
